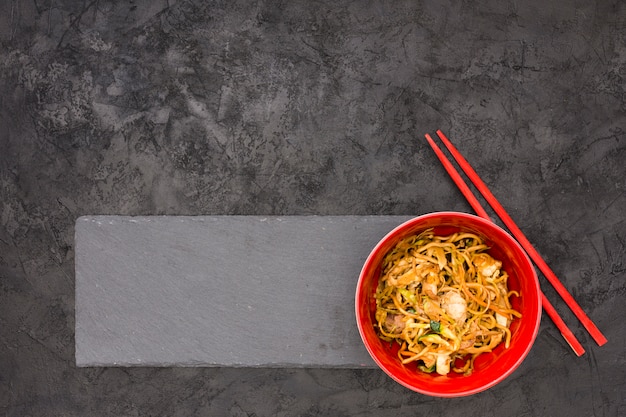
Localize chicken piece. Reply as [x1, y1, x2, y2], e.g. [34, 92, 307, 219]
[421, 281, 438, 299]
[441, 290, 468, 325]
[436, 354, 451, 375]
[382, 314, 406, 334]
[472, 253, 502, 278]
[421, 269, 440, 298]
[495, 313, 509, 328]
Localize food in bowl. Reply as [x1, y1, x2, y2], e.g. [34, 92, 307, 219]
[374, 228, 521, 376]
[355, 212, 542, 397]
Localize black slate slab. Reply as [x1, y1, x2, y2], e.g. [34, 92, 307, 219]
[75, 215, 413, 367]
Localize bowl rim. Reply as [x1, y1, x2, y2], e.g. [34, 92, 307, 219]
[355, 211, 542, 397]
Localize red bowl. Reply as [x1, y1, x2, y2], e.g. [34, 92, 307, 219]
[355, 212, 542, 397]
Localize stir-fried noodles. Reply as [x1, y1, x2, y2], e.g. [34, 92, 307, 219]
[374, 228, 521, 376]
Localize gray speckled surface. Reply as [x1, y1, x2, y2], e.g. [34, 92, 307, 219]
[1, 0, 625, 415]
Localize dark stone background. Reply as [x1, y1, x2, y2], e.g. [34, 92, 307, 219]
[1, 0, 624, 415]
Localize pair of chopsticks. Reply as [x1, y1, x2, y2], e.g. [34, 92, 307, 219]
[424, 130, 608, 356]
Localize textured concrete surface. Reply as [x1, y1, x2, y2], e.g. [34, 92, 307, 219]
[75, 215, 410, 367]
[1, 0, 624, 415]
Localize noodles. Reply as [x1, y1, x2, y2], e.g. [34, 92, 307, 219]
[374, 228, 521, 376]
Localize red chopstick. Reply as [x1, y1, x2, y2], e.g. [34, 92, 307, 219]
[424, 134, 586, 356]
[432, 130, 607, 347]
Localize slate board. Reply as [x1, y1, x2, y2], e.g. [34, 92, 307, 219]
[75, 215, 413, 367]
